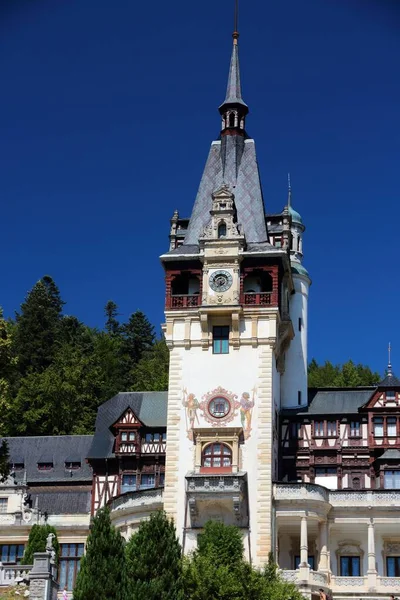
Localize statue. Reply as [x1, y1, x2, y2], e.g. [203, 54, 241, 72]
[46, 533, 56, 564]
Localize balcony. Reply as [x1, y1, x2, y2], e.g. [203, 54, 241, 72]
[0, 565, 31, 586]
[170, 294, 200, 309]
[110, 488, 164, 516]
[241, 292, 273, 306]
[186, 472, 248, 528]
[281, 569, 329, 587]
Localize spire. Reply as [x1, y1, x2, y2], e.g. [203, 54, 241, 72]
[388, 342, 393, 377]
[287, 173, 292, 208]
[219, 0, 248, 130]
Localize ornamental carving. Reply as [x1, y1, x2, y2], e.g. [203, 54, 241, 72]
[386, 542, 400, 554]
[199, 387, 239, 427]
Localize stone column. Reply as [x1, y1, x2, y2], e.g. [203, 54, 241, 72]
[318, 520, 329, 572]
[300, 515, 309, 567]
[367, 518, 377, 591]
[29, 552, 59, 600]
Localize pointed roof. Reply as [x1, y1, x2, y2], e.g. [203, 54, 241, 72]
[219, 36, 248, 110]
[378, 371, 400, 387]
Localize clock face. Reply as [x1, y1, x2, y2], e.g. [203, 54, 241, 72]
[209, 270, 233, 292]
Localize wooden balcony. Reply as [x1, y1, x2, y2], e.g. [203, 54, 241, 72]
[241, 292, 273, 306]
[170, 294, 200, 309]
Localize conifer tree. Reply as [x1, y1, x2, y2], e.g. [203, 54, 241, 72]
[104, 301, 120, 336]
[126, 510, 184, 600]
[23, 524, 59, 565]
[74, 507, 128, 600]
[14, 276, 64, 375]
[121, 311, 155, 366]
[130, 339, 169, 391]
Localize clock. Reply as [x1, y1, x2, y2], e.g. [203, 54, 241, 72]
[209, 270, 233, 292]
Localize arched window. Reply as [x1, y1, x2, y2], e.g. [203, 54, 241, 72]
[218, 222, 227, 238]
[202, 443, 232, 468]
[229, 112, 235, 127]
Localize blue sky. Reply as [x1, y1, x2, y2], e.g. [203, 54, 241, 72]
[1, 0, 399, 374]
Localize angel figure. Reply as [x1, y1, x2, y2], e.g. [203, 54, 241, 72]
[182, 388, 199, 439]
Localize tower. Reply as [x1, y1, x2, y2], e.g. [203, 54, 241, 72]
[281, 177, 311, 408]
[161, 20, 296, 566]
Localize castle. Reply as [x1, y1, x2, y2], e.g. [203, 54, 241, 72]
[1, 20, 400, 600]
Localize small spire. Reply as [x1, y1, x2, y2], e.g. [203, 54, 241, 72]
[287, 173, 292, 208]
[219, 0, 248, 110]
[388, 342, 393, 377]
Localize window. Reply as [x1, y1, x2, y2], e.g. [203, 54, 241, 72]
[289, 422, 301, 439]
[386, 390, 396, 400]
[387, 417, 397, 437]
[298, 317, 302, 331]
[295, 555, 315, 570]
[373, 417, 384, 437]
[121, 474, 136, 494]
[350, 421, 360, 437]
[140, 474, 155, 489]
[387, 556, 400, 577]
[121, 431, 136, 442]
[315, 467, 337, 477]
[275, 237, 282, 248]
[352, 476, 361, 490]
[202, 443, 232, 469]
[298, 391, 302, 406]
[59, 543, 84, 591]
[217, 222, 227, 238]
[145, 433, 153, 442]
[37, 462, 53, 470]
[384, 470, 400, 489]
[0, 544, 24, 564]
[159, 472, 165, 486]
[213, 326, 229, 354]
[314, 421, 324, 437]
[65, 462, 81, 470]
[11, 463, 24, 471]
[327, 421, 337, 437]
[153, 433, 160, 442]
[0, 499, 7, 514]
[208, 397, 230, 418]
[340, 556, 360, 576]
[162, 432, 167, 442]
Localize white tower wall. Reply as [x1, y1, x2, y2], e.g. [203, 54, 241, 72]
[281, 273, 310, 408]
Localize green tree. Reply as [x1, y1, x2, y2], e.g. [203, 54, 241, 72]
[130, 339, 169, 391]
[74, 507, 129, 600]
[126, 510, 184, 600]
[308, 358, 380, 387]
[23, 524, 59, 565]
[0, 309, 17, 433]
[14, 276, 64, 375]
[121, 311, 155, 368]
[104, 301, 120, 336]
[0, 441, 10, 483]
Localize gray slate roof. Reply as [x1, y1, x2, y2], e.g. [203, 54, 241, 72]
[220, 41, 248, 108]
[87, 392, 168, 460]
[29, 486, 91, 515]
[183, 138, 270, 246]
[6, 436, 93, 483]
[378, 372, 400, 387]
[376, 449, 400, 461]
[282, 389, 374, 416]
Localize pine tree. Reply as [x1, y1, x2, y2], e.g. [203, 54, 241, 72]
[121, 311, 155, 366]
[14, 276, 64, 375]
[126, 510, 184, 600]
[104, 301, 120, 336]
[130, 339, 169, 391]
[23, 524, 59, 565]
[74, 507, 128, 600]
[0, 308, 17, 434]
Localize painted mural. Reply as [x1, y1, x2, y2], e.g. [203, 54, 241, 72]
[183, 385, 257, 440]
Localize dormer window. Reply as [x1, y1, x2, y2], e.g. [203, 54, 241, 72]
[121, 431, 136, 443]
[386, 390, 395, 399]
[38, 462, 53, 471]
[12, 463, 24, 471]
[65, 461, 81, 470]
[218, 222, 227, 238]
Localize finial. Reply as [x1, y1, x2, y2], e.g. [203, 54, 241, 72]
[233, 0, 239, 45]
[388, 342, 392, 377]
[287, 173, 292, 208]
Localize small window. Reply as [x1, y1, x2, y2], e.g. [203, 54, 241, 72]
[162, 432, 167, 442]
[37, 462, 53, 471]
[340, 556, 360, 576]
[121, 431, 135, 442]
[65, 462, 81, 470]
[350, 421, 360, 437]
[386, 390, 396, 399]
[159, 472, 165, 486]
[121, 432, 128, 441]
[387, 417, 397, 437]
[384, 470, 400, 489]
[213, 326, 229, 354]
[289, 422, 301, 439]
[297, 391, 302, 406]
[0, 544, 25, 565]
[298, 318, 302, 332]
[374, 417, 384, 437]
[121, 474, 136, 494]
[217, 222, 227, 238]
[202, 443, 232, 469]
[314, 421, 324, 437]
[12, 463, 24, 471]
[0, 499, 8, 514]
[128, 432, 136, 442]
[141, 474, 155, 489]
[145, 433, 153, 442]
[327, 421, 337, 437]
[275, 238, 282, 248]
[387, 556, 400, 577]
[315, 467, 337, 476]
[153, 433, 160, 442]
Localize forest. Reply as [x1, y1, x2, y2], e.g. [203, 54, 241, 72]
[0, 275, 381, 437]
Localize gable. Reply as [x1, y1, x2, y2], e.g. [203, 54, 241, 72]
[362, 388, 400, 410]
[113, 408, 141, 427]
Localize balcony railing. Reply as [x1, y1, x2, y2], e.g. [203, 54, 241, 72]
[242, 292, 272, 306]
[0, 565, 32, 586]
[171, 294, 200, 309]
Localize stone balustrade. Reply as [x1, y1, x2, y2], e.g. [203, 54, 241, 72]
[110, 487, 164, 513]
[274, 482, 330, 504]
[274, 483, 400, 508]
[0, 564, 32, 586]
